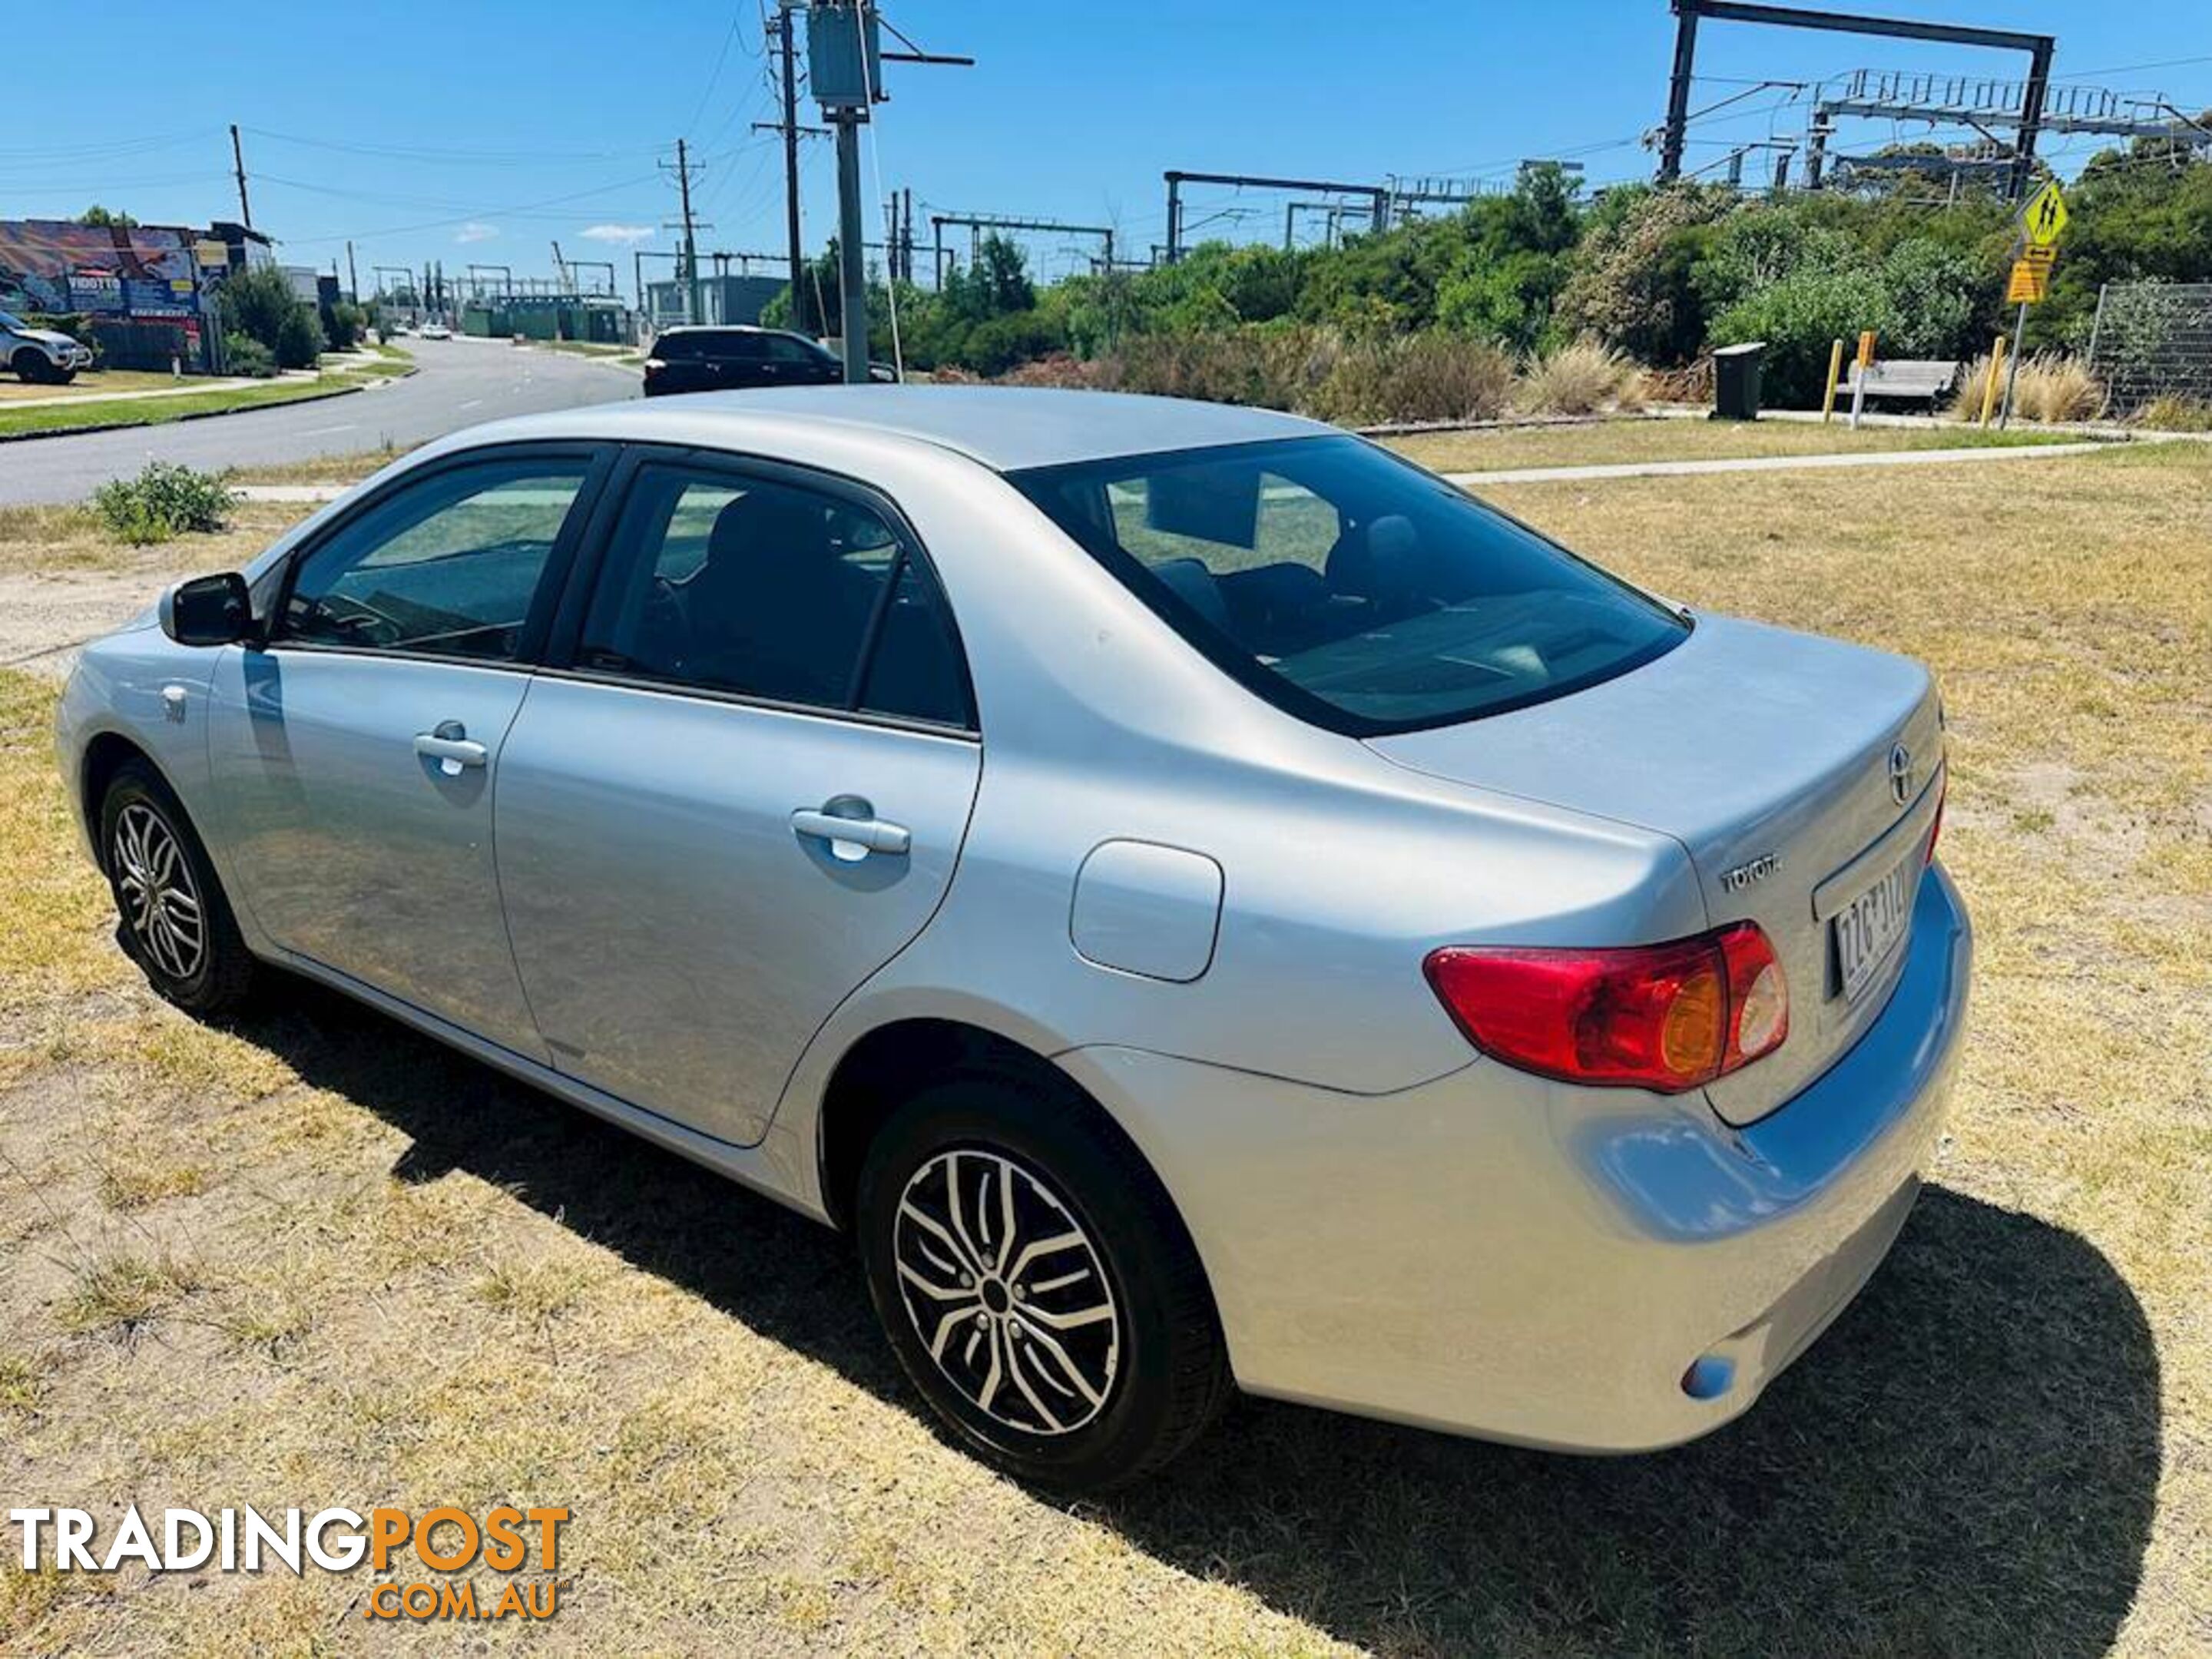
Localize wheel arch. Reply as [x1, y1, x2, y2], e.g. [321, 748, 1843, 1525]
[80, 730, 164, 871]
[811, 1015, 1204, 1269]
[816, 1016, 1067, 1232]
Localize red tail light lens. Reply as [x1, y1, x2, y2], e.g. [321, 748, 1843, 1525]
[1424, 923, 1788, 1094]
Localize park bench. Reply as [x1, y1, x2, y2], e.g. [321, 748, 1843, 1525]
[1836, 358, 1962, 410]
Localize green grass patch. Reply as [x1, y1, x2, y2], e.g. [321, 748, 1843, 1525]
[0, 373, 376, 440]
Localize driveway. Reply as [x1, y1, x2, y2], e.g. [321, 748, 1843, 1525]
[0, 336, 637, 506]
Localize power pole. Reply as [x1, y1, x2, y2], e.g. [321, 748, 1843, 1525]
[833, 113, 867, 381]
[803, 2, 972, 376]
[664, 138, 707, 326]
[345, 240, 358, 303]
[229, 124, 253, 229]
[776, 5, 807, 330]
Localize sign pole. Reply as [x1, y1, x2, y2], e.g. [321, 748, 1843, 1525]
[1997, 300, 2028, 429]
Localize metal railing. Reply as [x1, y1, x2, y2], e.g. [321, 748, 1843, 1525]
[2087, 282, 2212, 415]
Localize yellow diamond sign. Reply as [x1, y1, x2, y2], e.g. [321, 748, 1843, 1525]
[2022, 181, 2068, 247]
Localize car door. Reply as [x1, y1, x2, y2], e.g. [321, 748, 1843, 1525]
[714, 333, 776, 390]
[205, 445, 609, 1058]
[765, 333, 836, 386]
[495, 449, 981, 1145]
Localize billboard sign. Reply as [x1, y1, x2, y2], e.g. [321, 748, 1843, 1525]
[0, 220, 209, 318]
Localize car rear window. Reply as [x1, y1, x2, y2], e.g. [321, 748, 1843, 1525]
[1010, 435, 1688, 736]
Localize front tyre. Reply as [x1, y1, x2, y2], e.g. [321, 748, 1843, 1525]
[857, 1071, 1231, 1492]
[98, 759, 256, 1015]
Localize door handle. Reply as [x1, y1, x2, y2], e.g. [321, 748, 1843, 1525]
[792, 803, 910, 861]
[414, 720, 487, 773]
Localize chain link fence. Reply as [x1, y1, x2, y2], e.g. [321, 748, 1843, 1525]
[2087, 282, 2212, 415]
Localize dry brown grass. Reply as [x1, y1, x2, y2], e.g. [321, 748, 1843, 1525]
[227, 446, 405, 488]
[1949, 351, 2110, 424]
[0, 445, 2207, 1654]
[1513, 337, 1644, 416]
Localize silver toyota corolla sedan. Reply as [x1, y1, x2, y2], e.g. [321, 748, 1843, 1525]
[55, 387, 1970, 1491]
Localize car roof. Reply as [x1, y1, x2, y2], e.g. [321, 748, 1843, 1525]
[470, 385, 1336, 472]
[656, 324, 800, 339]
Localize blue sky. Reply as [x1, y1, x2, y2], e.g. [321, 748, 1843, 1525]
[5, 2, 2207, 289]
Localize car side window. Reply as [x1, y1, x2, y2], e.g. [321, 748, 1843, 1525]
[765, 335, 819, 364]
[276, 460, 588, 661]
[578, 462, 970, 726]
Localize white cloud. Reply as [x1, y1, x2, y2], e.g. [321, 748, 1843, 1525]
[580, 223, 654, 245]
[455, 222, 500, 244]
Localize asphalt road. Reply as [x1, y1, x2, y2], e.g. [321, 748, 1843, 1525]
[0, 336, 637, 506]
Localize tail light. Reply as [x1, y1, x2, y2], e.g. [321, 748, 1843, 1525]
[1424, 922, 1788, 1094]
[1924, 776, 1946, 865]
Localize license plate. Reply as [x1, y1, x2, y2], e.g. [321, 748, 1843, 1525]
[1833, 854, 1915, 1002]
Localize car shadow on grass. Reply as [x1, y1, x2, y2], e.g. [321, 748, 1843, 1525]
[237, 981, 2159, 1658]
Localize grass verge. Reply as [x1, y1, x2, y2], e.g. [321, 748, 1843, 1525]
[0, 371, 382, 441]
[1389, 416, 2091, 474]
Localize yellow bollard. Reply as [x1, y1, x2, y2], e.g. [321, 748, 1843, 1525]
[1979, 333, 2007, 426]
[1821, 339, 1845, 422]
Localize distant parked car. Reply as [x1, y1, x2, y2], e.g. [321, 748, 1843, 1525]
[643, 325, 896, 397]
[2, 310, 94, 384]
[418, 321, 452, 341]
[55, 386, 1969, 1492]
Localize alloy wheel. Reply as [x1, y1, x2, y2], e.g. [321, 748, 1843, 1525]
[112, 803, 205, 982]
[892, 1147, 1122, 1436]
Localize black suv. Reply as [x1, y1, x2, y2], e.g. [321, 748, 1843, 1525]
[641, 326, 894, 397]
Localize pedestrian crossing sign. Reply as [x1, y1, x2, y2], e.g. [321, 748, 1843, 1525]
[2021, 182, 2068, 248]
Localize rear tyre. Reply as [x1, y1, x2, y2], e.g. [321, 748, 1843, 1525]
[857, 1067, 1232, 1492]
[98, 760, 257, 1016]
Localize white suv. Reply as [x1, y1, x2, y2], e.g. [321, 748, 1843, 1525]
[2, 310, 94, 385]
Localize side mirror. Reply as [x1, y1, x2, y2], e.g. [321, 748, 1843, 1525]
[159, 571, 253, 647]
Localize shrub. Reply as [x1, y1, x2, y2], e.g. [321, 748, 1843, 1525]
[2133, 392, 2212, 431]
[2015, 353, 2106, 423]
[1113, 326, 1336, 410]
[325, 301, 366, 353]
[1709, 264, 1898, 407]
[1555, 183, 1740, 365]
[1515, 337, 1641, 415]
[1945, 352, 2107, 423]
[1310, 334, 1515, 425]
[1638, 356, 1714, 405]
[91, 462, 233, 545]
[274, 305, 324, 370]
[223, 336, 277, 379]
[219, 264, 323, 370]
[1945, 353, 1999, 422]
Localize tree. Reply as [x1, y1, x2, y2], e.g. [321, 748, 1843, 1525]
[76, 204, 137, 228]
[219, 265, 324, 371]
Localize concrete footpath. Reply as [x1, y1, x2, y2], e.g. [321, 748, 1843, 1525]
[1442, 439, 2122, 488]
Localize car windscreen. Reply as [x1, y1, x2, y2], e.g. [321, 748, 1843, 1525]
[1010, 435, 1688, 736]
[0, 311, 24, 331]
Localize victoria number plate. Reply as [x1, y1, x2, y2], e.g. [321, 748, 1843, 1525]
[1833, 853, 1915, 1002]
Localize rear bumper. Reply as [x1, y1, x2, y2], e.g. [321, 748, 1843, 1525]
[1060, 863, 1972, 1451]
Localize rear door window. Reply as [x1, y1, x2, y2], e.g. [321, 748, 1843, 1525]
[1012, 435, 1687, 735]
[577, 461, 971, 727]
